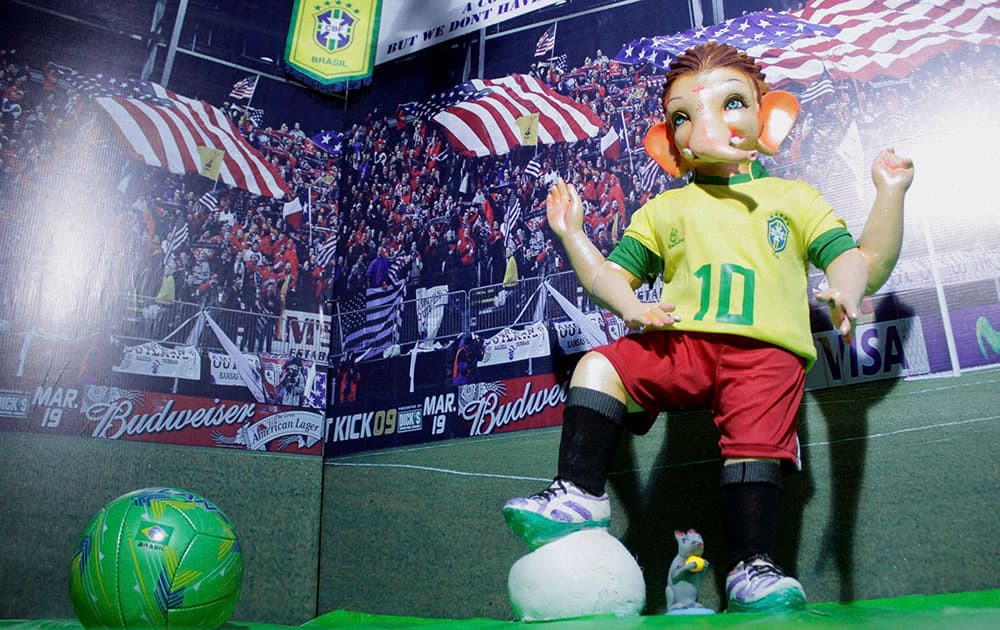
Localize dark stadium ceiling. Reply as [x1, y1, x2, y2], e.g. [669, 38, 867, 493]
[4, 1, 574, 73]
[7, 0, 298, 76]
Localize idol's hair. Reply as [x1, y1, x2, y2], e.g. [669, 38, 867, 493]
[661, 42, 769, 115]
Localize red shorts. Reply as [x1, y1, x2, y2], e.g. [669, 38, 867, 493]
[593, 331, 806, 466]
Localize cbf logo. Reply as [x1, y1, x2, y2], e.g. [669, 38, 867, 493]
[767, 212, 790, 256]
[315, 1, 357, 52]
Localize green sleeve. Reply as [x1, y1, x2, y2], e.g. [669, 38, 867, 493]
[607, 235, 663, 282]
[808, 227, 858, 270]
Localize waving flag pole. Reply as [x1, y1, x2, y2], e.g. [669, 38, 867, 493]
[244, 76, 260, 109]
[620, 110, 634, 180]
[228, 75, 261, 129]
[307, 183, 313, 257]
[535, 23, 557, 60]
[548, 22, 558, 67]
[229, 75, 260, 103]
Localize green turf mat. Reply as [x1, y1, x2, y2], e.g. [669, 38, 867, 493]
[301, 589, 1000, 629]
[0, 622, 298, 629]
[3, 589, 998, 629]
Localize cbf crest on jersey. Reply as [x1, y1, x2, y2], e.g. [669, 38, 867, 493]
[284, 0, 383, 93]
[767, 212, 790, 256]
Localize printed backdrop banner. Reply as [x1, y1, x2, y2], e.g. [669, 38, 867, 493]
[416, 285, 450, 343]
[112, 342, 200, 381]
[376, 0, 564, 65]
[284, 0, 383, 92]
[275, 309, 332, 363]
[552, 311, 628, 356]
[324, 371, 567, 457]
[478, 322, 550, 367]
[805, 317, 931, 389]
[208, 351, 263, 387]
[259, 354, 327, 409]
[0, 383, 324, 456]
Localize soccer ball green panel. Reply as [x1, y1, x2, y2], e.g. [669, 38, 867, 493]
[69, 488, 243, 629]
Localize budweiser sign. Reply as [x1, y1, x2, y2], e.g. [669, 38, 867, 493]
[459, 374, 566, 436]
[79, 386, 324, 455]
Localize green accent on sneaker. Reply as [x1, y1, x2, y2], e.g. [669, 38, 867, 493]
[728, 586, 807, 614]
[502, 508, 610, 550]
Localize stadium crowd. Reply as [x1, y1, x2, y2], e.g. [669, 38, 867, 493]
[1, 41, 997, 353]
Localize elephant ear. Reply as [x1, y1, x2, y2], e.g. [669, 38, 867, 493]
[758, 90, 800, 155]
[643, 121, 688, 178]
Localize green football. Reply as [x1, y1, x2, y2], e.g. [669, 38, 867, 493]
[69, 488, 243, 629]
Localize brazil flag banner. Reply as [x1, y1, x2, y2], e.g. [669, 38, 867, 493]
[284, 0, 382, 93]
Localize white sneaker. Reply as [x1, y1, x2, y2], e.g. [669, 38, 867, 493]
[502, 479, 611, 549]
[726, 554, 806, 613]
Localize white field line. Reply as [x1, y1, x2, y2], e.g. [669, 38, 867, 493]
[802, 374, 1000, 406]
[802, 415, 998, 448]
[327, 414, 999, 482]
[325, 375, 1000, 482]
[326, 461, 551, 483]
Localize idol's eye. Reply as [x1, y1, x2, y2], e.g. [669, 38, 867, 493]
[670, 111, 689, 128]
[725, 95, 747, 110]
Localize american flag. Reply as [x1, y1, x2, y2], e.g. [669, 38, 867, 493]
[229, 75, 258, 100]
[535, 25, 556, 58]
[613, 10, 836, 70]
[341, 257, 409, 359]
[523, 157, 543, 180]
[400, 82, 493, 121]
[310, 129, 343, 154]
[768, 0, 1000, 84]
[162, 221, 189, 260]
[799, 73, 836, 104]
[315, 234, 338, 269]
[431, 73, 603, 158]
[637, 157, 661, 193]
[48, 65, 165, 102]
[613, 1, 999, 86]
[503, 197, 522, 251]
[93, 81, 291, 198]
[194, 191, 218, 214]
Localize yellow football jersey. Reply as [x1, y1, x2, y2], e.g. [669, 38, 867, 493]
[608, 162, 856, 365]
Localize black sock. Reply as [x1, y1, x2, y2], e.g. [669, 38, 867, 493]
[556, 387, 626, 496]
[720, 460, 783, 570]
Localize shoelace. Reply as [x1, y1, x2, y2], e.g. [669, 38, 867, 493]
[742, 554, 786, 580]
[529, 479, 568, 501]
